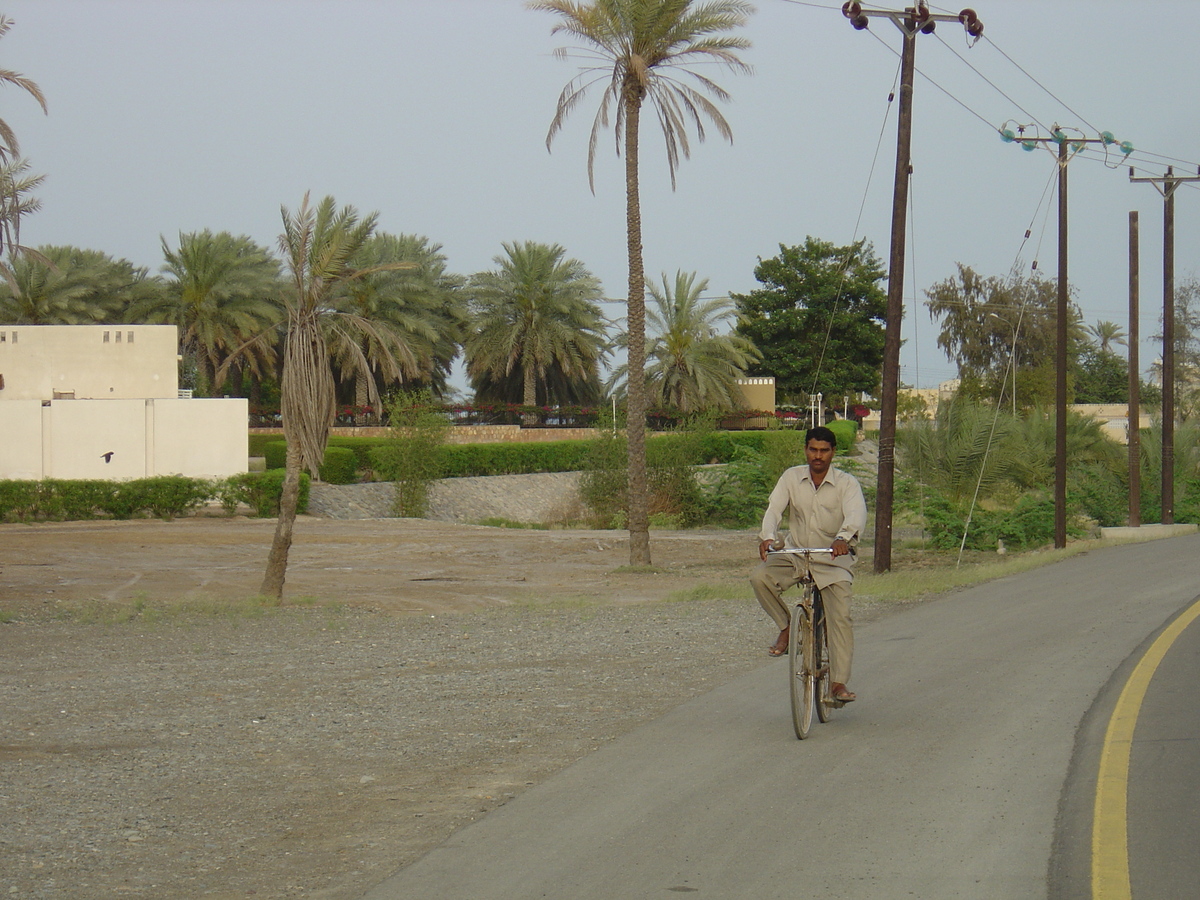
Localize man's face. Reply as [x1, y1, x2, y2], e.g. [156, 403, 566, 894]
[805, 439, 835, 475]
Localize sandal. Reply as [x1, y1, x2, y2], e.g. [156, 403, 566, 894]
[831, 682, 856, 703]
[767, 628, 789, 657]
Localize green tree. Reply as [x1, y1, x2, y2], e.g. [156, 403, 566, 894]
[464, 240, 608, 412]
[733, 237, 887, 402]
[261, 193, 394, 599]
[0, 244, 162, 324]
[1074, 346, 1129, 404]
[531, 0, 753, 565]
[0, 156, 45, 282]
[0, 15, 46, 164]
[133, 230, 284, 395]
[1151, 278, 1200, 420]
[611, 269, 759, 411]
[925, 264, 1086, 408]
[331, 233, 465, 412]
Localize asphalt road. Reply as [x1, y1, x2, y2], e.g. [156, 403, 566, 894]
[362, 534, 1200, 900]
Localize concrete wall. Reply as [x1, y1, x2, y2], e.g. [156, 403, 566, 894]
[0, 398, 248, 481]
[0, 324, 179, 401]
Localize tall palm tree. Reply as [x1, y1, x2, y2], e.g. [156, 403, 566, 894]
[0, 244, 162, 324]
[531, 0, 753, 564]
[464, 240, 609, 414]
[0, 15, 46, 163]
[331, 232, 465, 412]
[643, 270, 759, 411]
[0, 157, 45, 281]
[262, 193, 395, 599]
[1088, 320, 1128, 354]
[135, 230, 283, 395]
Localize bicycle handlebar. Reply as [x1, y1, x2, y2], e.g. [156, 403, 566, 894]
[766, 547, 835, 554]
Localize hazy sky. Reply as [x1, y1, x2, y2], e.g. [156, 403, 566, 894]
[4, 0, 1198, 394]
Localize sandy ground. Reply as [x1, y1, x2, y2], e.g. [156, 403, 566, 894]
[1, 515, 769, 899]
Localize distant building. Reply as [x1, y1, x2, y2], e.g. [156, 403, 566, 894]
[0, 325, 247, 480]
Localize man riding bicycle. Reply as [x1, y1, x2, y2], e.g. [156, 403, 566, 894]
[749, 425, 867, 703]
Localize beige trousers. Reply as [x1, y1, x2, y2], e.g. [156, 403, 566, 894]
[750, 557, 854, 685]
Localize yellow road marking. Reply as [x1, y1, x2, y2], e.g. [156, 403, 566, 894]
[1092, 597, 1200, 899]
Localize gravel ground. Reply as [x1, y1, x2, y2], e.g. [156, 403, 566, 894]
[0, 508, 794, 900]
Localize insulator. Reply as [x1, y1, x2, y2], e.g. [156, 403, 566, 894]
[1024, 229, 1031, 239]
[921, 20, 936, 34]
[1022, 141, 1037, 152]
[1031, 260, 1038, 271]
[959, 8, 978, 23]
[1051, 128, 1067, 144]
[1000, 128, 1016, 142]
[967, 20, 983, 37]
[852, 13, 869, 29]
[842, 1, 862, 18]
[1071, 142, 1084, 153]
[888, 91, 895, 102]
[1120, 141, 1134, 155]
[1100, 131, 1116, 145]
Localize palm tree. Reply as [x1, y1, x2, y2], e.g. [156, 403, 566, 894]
[0, 15, 46, 161]
[331, 232, 465, 414]
[135, 230, 283, 395]
[531, 0, 753, 564]
[1088, 320, 1128, 354]
[262, 193, 397, 599]
[0, 244, 162, 324]
[464, 240, 609, 416]
[642, 270, 759, 411]
[0, 157, 45, 281]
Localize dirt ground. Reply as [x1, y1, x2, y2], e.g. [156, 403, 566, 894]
[1, 515, 769, 899]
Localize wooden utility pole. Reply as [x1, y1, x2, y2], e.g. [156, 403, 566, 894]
[1005, 127, 1133, 547]
[842, 1, 983, 573]
[1129, 210, 1140, 526]
[1129, 167, 1200, 525]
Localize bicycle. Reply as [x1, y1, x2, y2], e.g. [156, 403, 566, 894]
[768, 547, 846, 739]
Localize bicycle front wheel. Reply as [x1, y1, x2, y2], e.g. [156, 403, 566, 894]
[789, 600, 815, 739]
[814, 593, 833, 723]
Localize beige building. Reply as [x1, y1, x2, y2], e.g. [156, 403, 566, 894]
[0, 325, 247, 480]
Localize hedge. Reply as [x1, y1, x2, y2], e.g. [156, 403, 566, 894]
[0, 471, 308, 523]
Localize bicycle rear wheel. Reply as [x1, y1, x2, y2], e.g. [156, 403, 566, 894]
[814, 591, 834, 723]
[789, 599, 815, 739]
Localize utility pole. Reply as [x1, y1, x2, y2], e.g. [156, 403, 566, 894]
[842, 1, 983, 574]
[1129, 166, 1200, 525]
[1128, 210, 1140, 526]
[1003, 126, 1133, 547]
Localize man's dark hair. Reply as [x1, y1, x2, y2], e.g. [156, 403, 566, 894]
[805, 425, 837, 448]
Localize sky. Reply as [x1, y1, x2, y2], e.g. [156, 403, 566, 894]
[3, 0, 1198, 397]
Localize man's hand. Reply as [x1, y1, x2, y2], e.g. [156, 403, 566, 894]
[758, 538, 777, 561]
[830, 537, 850, 558]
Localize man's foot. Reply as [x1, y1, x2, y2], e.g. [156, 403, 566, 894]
[768, 627, 789, 657]
[831, 682, 856, 703]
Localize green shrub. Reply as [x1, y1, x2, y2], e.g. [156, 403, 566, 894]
[263, 440, 288, 470]
[372, 391, 450, 517]
[0, 480, 41, 522]
[827, 418, 858, 452]
[319, 447, 359, 484]
[40, 479, 114, 520]
[701, 445, 775, 527]
[239, 470, 310, 518]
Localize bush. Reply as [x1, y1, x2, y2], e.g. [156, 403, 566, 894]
[319, 447, 359, 485]
[0, 480, 41, 522]
[702, 445, 776, 527]
[826, 418, 857, 452]
[372, 391, 451, 517]
[238, 470, 310, 518]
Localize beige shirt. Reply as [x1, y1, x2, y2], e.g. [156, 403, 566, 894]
[758, 464, 868, 585]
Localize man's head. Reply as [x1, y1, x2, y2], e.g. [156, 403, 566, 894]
[804, 426, 837, 480]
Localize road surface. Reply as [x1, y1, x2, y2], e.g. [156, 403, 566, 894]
[362, 535, 1200, 899]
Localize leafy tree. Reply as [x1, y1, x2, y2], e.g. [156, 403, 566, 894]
[132, 230, 284, 395]
[261, 194, 394, 599]
[1074, 346, 1129, 404]
[733, 237, 887, 402]
[331, 233, 465, 411]
[0, 156, 45, 282]
[531, 0, 753, 565]
[925, 264, 1086, 408]
[0, 244, 162, 324]
[464, 240, 608, 411]
[1151, 278, 1200, 420]
[610, 270, 759, 412]
[0, 15, 46, 164]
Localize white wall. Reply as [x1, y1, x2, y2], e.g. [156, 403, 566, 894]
[0, 398, 248, 481]
[0, 324, 179, 401]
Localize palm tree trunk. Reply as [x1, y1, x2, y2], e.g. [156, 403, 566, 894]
[261, 442, 301, 598]
[624, 89, 651, 565]
[522, 361, 538, 427]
